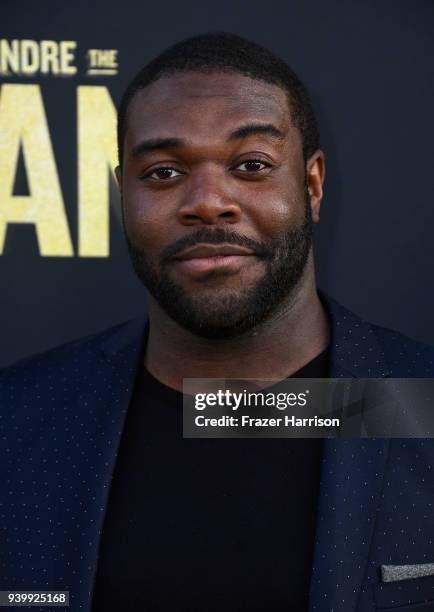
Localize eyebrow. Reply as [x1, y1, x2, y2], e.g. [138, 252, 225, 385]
[228, 123, 284, 141]
[130, 137, 184, 159]
[130, 123, 284, 160]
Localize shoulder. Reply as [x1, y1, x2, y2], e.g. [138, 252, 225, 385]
[322, 292, 434, 377]
[370, 322, 434, 377]
[0, 317, 146, 390]
[0, 318, 146, 450]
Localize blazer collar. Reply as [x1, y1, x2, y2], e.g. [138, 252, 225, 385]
[100, 317, 148, 363]
[311, 293, 391, 611]
[321, 292, 391, 378]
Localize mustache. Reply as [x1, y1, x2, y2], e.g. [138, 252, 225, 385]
[161, 228, 275, 262]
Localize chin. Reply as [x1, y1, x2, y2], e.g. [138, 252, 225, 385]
[174, 318, 257, 340]
[164, 295, 275, 339]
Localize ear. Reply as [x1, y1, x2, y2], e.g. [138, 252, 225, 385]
[306, 150, 325, 224]
[115, 166, 122, 193]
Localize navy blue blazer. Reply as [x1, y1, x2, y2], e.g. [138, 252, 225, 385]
[1, 295, 434, 612]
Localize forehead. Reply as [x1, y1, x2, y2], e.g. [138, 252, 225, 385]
[125, 71, 293, 145]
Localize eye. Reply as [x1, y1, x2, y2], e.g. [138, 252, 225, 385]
[234, 159, 271, 173]
[143, 166, 184, 181]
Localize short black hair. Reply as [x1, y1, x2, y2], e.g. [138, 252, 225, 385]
[117, 32, 320, 167]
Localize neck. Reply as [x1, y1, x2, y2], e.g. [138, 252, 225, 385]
[144, 259, 330, 391]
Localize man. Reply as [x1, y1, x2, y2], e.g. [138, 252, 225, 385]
[1, 33, 434, 612]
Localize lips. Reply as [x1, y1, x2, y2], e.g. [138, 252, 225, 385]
[172, 243, 257, 276]
[173, 244, 256, 260]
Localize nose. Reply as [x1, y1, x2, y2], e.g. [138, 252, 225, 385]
[177, 168, 242, 226]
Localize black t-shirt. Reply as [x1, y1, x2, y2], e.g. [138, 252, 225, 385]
[92, 349, 329, 612]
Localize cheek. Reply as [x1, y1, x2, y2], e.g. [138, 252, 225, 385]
[122, 187, 170, 250]
[247, 183, 306, 239]
[126, 215, 170, 260]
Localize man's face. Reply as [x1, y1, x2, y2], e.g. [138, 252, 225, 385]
[119, 71, 320, 338]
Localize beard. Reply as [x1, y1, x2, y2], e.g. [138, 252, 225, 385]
[125, 192, 313, 339]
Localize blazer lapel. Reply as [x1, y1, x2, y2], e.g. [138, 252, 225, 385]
[69, 318, 148, 611]
[309, 296, 391, 611]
